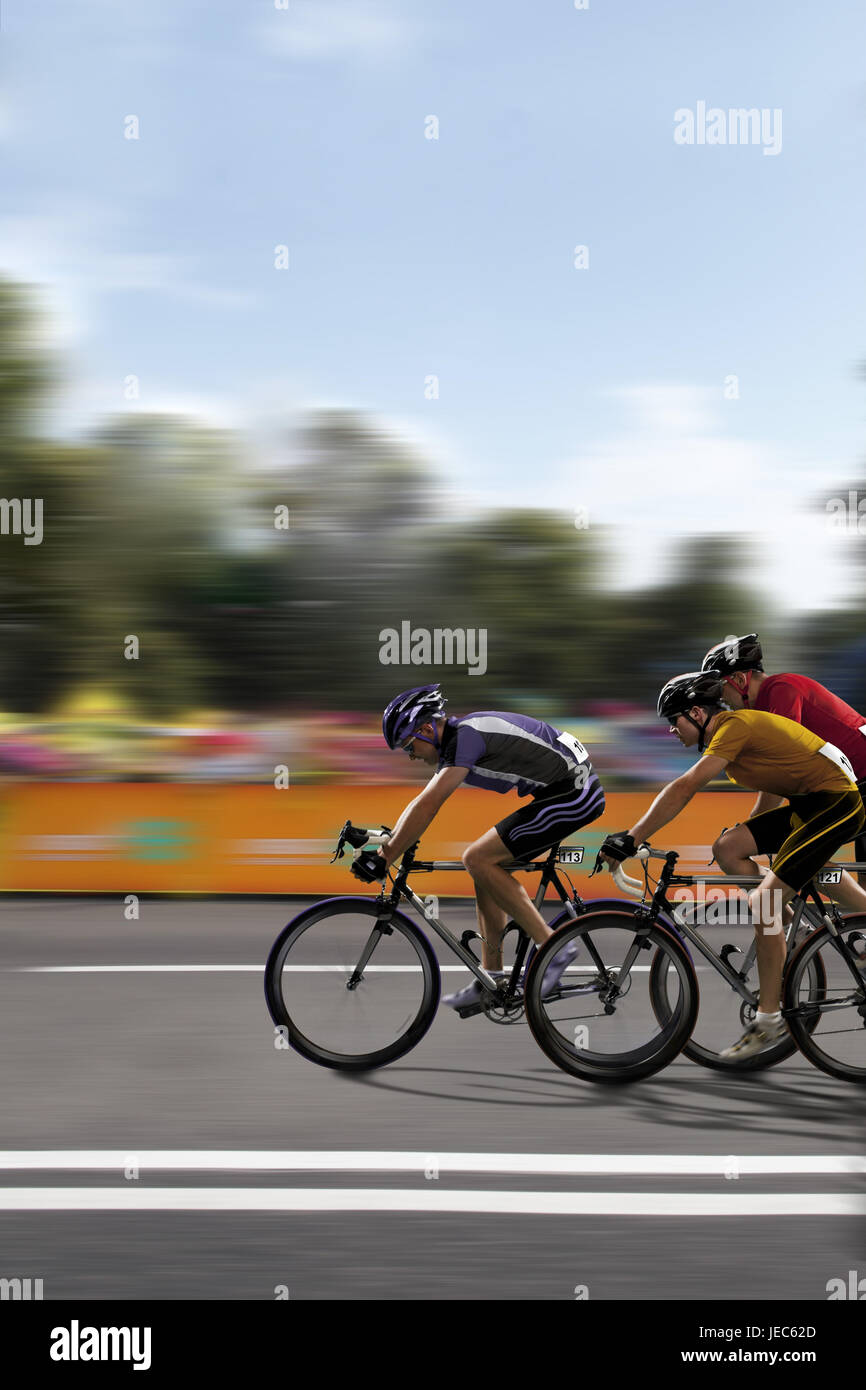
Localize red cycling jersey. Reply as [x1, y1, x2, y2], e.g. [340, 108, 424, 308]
[752, 673, 866, 779]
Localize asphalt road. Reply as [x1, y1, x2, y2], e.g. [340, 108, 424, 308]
[0, 898, 863, 1301]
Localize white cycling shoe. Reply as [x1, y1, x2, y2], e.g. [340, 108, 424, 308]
[442, 938, 580, 1013]
[719, 1017, 788, 1060]
[442, 972, 506, 1011]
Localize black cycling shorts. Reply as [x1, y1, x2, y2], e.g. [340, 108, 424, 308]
[745, 788, 866, 892]
[495, 771, 605, 860]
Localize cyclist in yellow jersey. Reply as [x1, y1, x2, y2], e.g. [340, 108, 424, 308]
[599, 671, 865, 1061]
[700, 632, 866, 897]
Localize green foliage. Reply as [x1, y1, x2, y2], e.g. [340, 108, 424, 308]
[0, 274, 860, 717]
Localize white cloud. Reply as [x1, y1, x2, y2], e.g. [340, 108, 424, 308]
[53, 376, 244, 439]
[0, 209, 256, 352]
[503, 384, 849, 613]
[259, 1, 423, 62]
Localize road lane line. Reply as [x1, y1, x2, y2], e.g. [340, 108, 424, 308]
[7, 964, 656, 973]
[0, 1188, 862, 1215]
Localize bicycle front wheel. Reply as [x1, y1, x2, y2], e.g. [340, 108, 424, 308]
[264, 899, 441, 1071]
[524, 910, 699, 1084]
[783, 923, 866, 1082]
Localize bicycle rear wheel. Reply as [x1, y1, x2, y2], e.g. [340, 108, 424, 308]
[783, 923, 866, 1082]
[524, 910, 699, 1084]
[264, 899, 440, 1071]
[648, 903, 826, 1073]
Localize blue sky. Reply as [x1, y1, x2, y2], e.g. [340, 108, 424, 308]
[2, 0, 865, 605]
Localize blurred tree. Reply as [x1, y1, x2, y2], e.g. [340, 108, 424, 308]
[252, 410, 442, 708]
[391, 510, 608, 714]
[0, 274, 841, 726]
[611, 534, 776, 707]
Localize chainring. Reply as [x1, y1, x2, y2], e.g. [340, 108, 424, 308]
[481, 990, 526, 1024]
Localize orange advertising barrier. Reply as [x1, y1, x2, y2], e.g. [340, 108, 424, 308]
[0, 783, 764, 895]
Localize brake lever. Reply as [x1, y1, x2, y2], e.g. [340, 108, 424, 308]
[331, 821, 394, 864]
[331, 819, 353, 863]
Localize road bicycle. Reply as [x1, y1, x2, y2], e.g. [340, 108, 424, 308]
[524, 846, 866, 1084]
[263, 819, 696, 1074]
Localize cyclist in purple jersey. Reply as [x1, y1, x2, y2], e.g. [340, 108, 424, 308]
[354, 684, 606, 1011]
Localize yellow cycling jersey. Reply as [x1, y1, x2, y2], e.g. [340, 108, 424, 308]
[702, 709, 857, 797]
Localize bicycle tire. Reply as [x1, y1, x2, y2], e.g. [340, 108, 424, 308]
[524, 909, 699, 1084]
[522, 905, 580, 978]
[783, 922, 866, 1082]
[647, 938, 826, 1073]
[264, 897, 441, 1071]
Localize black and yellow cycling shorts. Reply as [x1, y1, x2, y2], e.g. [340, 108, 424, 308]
[745, 788, 866, 892]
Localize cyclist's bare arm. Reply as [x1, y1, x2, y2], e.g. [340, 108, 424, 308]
[628, 755, 729, 845]
[381, 766, 469, 866]
[748, 790, 785, 818]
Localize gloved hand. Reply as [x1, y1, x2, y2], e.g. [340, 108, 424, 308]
[598, 831, 637, 864]
[351, 850, 389, 883]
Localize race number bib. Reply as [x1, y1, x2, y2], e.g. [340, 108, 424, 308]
[818, 741, 856, 785]
[557, 847, 585, 864]
[817, 868, 842, 885]
[557, 731, 589, 765]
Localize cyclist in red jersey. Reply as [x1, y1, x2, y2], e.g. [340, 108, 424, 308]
[701, 634, 866, 895]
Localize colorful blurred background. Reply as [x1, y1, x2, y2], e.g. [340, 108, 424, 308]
[2, 0, 865, 888]
[1, 271, 865, 789]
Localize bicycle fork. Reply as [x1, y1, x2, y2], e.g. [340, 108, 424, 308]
[346, 916, 394, 990]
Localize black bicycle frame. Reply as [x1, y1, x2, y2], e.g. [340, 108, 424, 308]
[376, 840, 581, 997]
[626, 851, 864, 1006]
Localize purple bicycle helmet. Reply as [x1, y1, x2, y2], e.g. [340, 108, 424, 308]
[382, 684, 447, 750]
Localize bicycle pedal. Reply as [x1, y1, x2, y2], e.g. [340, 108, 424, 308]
[455, 1002, 486, 1019]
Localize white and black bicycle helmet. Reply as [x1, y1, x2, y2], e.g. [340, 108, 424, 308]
[701, 633, 763, 675]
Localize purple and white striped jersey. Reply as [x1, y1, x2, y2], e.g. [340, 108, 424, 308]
[438, 711, 592, 798]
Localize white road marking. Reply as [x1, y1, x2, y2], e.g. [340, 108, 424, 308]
[0, 1151, 862, 1176]
[0, 1188, 862, 1215]
[7, 964, 657, 973]
[10, 964, 474, 973]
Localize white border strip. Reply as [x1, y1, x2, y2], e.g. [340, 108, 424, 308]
[0, 1188, 862, 1215]
[0, 1151, 862, 1176]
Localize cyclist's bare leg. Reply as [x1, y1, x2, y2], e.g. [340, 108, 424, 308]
[474, 883, 508, 971]
[747, 872, 793, 1012]
[713, 824, 796, 924]
[463, 830, 552, 946]
[712, 823, 764, 881]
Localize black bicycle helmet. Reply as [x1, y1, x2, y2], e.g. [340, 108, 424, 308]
[701, 633, 763, 675]
[657, 671, 727, 752]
